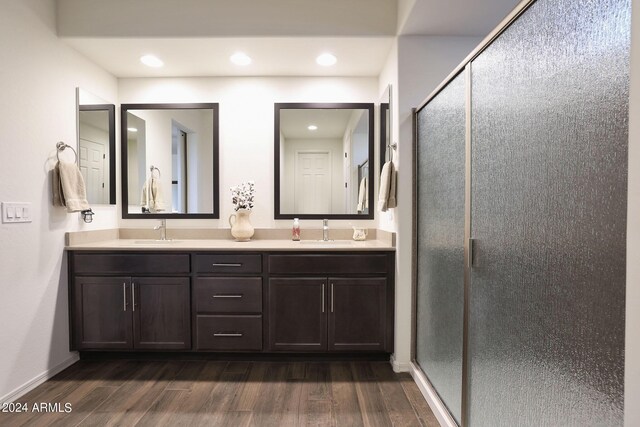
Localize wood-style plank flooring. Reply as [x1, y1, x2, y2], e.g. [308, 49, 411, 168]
[0, 360, 439, 427]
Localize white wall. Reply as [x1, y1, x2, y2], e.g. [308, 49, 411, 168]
[625, 0, 640, 425]
[118, 77, 378, 229]
[385, 36, 482, 370]
[0, 0, 118, 402]
[377, 41, 399, 233]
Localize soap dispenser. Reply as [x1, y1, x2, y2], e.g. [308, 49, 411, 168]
[292, 218, 300, 241]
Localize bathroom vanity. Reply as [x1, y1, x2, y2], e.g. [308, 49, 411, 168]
[66, 238, 395, 355]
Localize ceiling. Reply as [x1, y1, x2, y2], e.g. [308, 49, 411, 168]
[64, 37, 395, 78]
[400, 0, 523, 36]
[57, 0, 522, 78]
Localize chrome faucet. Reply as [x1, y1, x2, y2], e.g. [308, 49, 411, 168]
[322, 219, 329, 241]
[154, 219, 167, 240]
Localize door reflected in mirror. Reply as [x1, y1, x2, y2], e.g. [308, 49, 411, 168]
[76, 88, 115, 205]
[275, 103, 374, 219]
[121, 103, 219, 219]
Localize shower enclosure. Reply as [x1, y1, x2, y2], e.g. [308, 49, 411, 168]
[413, 0, 630, 425]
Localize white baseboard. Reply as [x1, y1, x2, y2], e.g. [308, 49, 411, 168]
[0, 354, 80, 404]
[390, 354, 411, 373]
[410, 361, 457, 427]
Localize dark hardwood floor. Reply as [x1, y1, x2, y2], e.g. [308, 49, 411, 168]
[0, 360, 439, 427]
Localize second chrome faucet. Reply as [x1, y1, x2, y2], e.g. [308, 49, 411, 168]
[322, 219, 329, 241]
[154, 219, 167, 241]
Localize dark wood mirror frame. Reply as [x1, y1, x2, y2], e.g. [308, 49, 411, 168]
[379, 102, 390, 173]
[120, 103, 220, 219]
[79, 104, 116, 205]
[274, 102, 375, 220]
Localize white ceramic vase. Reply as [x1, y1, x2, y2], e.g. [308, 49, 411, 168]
[229, 208, 254, 241]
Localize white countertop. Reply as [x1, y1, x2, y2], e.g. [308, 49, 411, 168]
[65, 238, 395, 251]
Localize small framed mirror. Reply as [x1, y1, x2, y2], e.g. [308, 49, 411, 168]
[76, 88, 116, 205]
[274, 103, 374, 219]
[379, 84, 392, 173]
[121, 103, 220, 219]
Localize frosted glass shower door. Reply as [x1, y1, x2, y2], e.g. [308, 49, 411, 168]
[468, 0, 629, 425]
[415, 72, 466, 424]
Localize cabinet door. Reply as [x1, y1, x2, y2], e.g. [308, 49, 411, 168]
[132, 277, 191, 350]
[268, 278, 327, 351]
[328, 277, 387, 351]
[74, 276, 133, 350]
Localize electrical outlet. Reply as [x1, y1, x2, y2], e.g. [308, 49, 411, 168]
[2, 202, 32, 223]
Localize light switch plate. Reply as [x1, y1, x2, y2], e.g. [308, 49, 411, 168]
[2, 202, 32, 223]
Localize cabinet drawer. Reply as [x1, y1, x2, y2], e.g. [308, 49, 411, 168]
[194, 278, 262, 313]
[196, 315, 262, 350]
[193, 254, 262, 274]
[269, 254, 389, 275]
[73, 253, 190, 275]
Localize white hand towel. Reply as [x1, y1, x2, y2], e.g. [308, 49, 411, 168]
[378, 161, 395, 212]
[387, 165, 397, 209]
[141, 176, 165, 212]
[54, 161, 90, 212]
[357, 177, 368, 212]
[52, 163, 65, 207]
[150, 177, 165, 211]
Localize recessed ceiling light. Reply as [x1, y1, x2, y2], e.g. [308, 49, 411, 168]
[127, 127, 138, 132]
[140, 54, 163, 68]
[308, 125, 318, 131]
[316, 53, 337, 66]
[230, 52, 252, 66]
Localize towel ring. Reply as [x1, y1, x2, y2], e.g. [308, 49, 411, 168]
[386, 143, 397, 162]
[56, 141, 78, 164]
[149, 165, 161, 177]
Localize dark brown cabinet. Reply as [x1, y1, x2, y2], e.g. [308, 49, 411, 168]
[267, 252, 394, 353]
[68, 250, 394, 354]
[72, 276, 190, 350]
[133, 277, 190, 350]
[70, 252, 191, 351]
[73, 276, 133, 349]
[328, 277, 387, 351]
[268, 278, 328, 351]
[194, 276, 263, 351]
[268, 276, 389, 352]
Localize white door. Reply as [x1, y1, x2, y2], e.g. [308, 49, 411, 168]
[294, 151, 331, 214]
[79, 138, 106, 204]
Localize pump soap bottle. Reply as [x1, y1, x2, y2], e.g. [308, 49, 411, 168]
[292, 218, 301, 241]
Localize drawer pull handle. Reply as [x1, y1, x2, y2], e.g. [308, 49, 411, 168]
[322, 283, 325, 313]
[212, 263, 243, 267]
[213, 333, 243, 337]
[213, 294, 243, 298]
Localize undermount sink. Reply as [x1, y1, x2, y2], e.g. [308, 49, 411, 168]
[298, 240, 353, 245]
[133, 239, 181, 244]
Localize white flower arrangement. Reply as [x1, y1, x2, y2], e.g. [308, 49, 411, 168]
[230, 181, 255, 211]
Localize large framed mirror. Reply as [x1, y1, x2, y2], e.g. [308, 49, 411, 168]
[121, 103, 219, 219]
[76, 88, 116, 205]
[274, 103, 374, 219]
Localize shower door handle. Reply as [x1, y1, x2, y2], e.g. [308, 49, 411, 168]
[468, 238, 476, 268]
